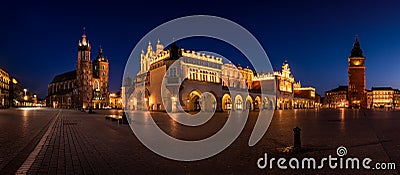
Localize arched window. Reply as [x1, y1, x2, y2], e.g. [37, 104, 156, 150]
[94, 80, 99, 90]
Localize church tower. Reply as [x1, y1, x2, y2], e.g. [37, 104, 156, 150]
[76, 28, 93, 109]
[92, 47, 109, 108]
[348, 35, 366, 108]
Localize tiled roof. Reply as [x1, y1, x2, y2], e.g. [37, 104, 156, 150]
[51, 70, 76, 83]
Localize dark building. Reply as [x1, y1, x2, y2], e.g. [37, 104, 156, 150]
[9, 77, 25, 107]
[47, 71, 77, 108]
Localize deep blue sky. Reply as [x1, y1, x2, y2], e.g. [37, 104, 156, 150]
[1, 0, 400, 98]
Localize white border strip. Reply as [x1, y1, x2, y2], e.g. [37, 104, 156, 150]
[16, 109, 61, 174]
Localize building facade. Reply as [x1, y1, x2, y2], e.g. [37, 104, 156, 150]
[348, 35, 367, 108]
[109, 91, 122, 109]
[371, 87, 399, 109]
[127, 41, 317, 112]
[47, 30, 109, 109]
[0, 68, 10, 108]
[0, 69, 35, 108]
[324, 86, 349, 108]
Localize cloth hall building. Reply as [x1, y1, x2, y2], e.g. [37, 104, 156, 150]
[127, 40, 317, 112]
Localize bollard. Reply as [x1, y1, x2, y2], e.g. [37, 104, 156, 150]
[88, 107, 94, 114]
[122, 112, 128, 124]
[293, 127, 301, 152]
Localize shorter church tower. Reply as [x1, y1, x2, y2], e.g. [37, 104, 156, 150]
[93, 47, 109, 108]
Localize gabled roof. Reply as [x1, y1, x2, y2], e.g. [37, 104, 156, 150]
[51, 70, 76, 83]
[372, 87, 394, 91]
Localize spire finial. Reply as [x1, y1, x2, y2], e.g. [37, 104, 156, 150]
[350, 33, 364, 57]
[82, 27, 87, 37]
[355, 33, 359, 42]
[157, 39, 160, 44]
[99, 45, 103, 54]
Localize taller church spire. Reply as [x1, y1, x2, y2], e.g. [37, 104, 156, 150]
[79, 27, 90, 48]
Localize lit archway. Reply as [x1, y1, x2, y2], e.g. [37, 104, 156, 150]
[187, 90, 202, 111]
[255, 96, 261, 110]
[94, 80, 99, 90]
[222, 93, 232, 111]
[145, 88, 150, 110]
[246, 95, 254, 111]
[263, 97, 269, 110]
[234, 95, 244, 111]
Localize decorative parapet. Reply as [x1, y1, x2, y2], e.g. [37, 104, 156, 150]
[181, 49, 223, 64]
[253, 72, 275, 81]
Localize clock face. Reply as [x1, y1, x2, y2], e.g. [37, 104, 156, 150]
[351, 59, 362, 66]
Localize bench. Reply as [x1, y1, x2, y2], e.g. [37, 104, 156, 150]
[105, 114, 128, 124]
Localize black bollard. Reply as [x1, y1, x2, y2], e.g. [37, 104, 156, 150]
[293, 127, 301, 152]
[121, 112, 128, 124]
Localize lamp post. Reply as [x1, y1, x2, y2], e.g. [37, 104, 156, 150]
[23, 89, 28, 106]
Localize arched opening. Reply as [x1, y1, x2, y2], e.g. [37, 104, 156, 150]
[234, 95, 243, 111]
[246, 95, 254, 111]
[162, 89, 173, 112]
[269, 97, 275, 110]
[201, 92, 216, 112]
[136, 91, 143, 110]
[94, 80, 99, 90]
[255, 96, 261, 111]
[222, 93, 232, 111]
[145, 88, 150, 110]
[187, 90, 202, 112]
[263, 97, 269, 110]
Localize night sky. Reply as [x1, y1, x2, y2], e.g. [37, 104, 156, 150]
[1, 0, 400, 98]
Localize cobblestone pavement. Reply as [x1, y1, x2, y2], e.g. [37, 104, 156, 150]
[0, 108, 57, 174]
[0, 108, 399, 174]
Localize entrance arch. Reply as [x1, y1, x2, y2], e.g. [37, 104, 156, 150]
[255, 96, 261, 110]
[222, 93, 232, 111]
[246, 95, 254, 111]
[234, 95, 244, 111]
[201, 92, 216, 112]
[262, 97, 269, 110]
[187, 90, 202, 111]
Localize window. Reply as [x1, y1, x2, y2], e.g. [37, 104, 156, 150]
[170, 68, 177, 77]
